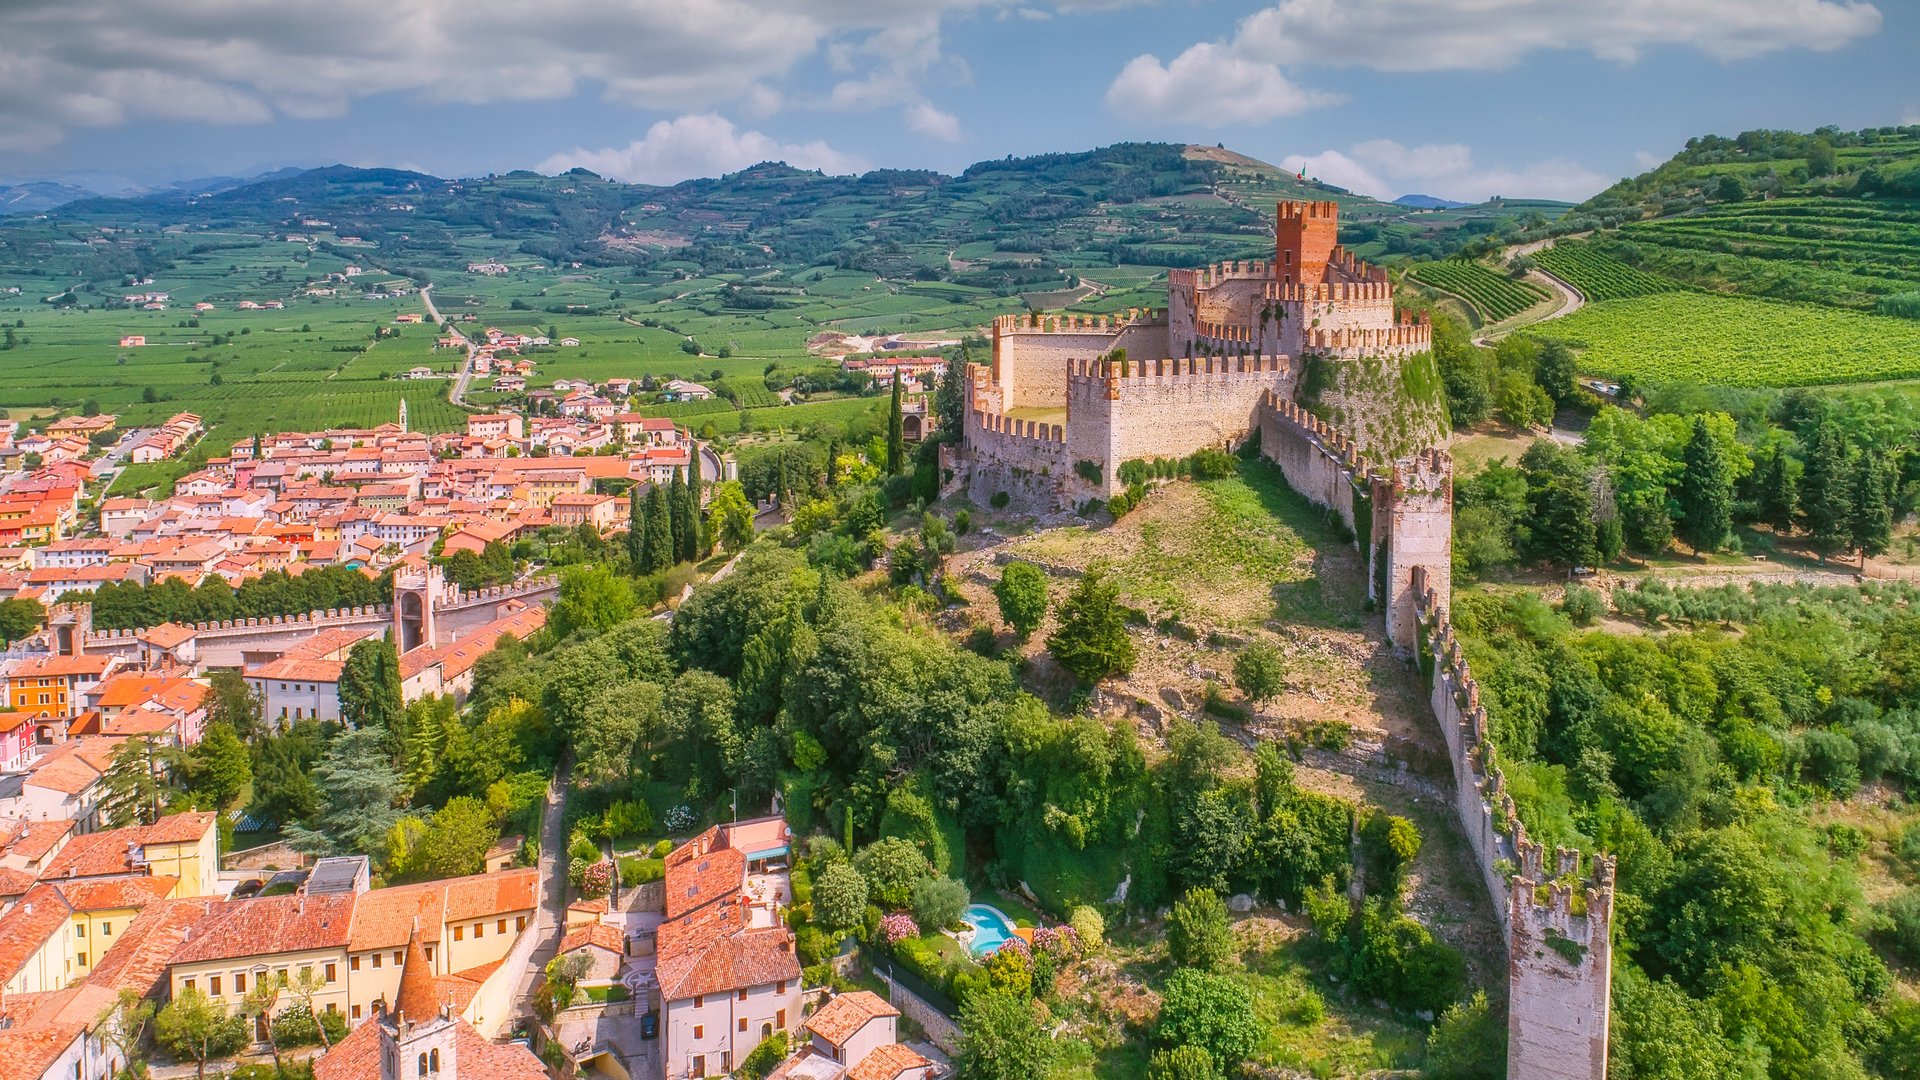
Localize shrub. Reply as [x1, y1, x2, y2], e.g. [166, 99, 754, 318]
[738, 1031, 790, 1080]
[619, 856, 664, 887]
[1074, 459, 1104, 485]
[652, 838, 673, 858]
[1231, 643, 1287, 704]
[1148, 1045, 1219, 1080]
[1107, 493, 1132, 517]
[1167, 888, 1235, 972]
[1069, 905, 1105, 953]
[1358, 811, 1421, 898]
[983, 939, 1034, 998]
[990, 491, 1011, 509]
[813, 863, 869, 930]
[1187, 448, 1237, 479]
[1424, 990, 1504, 1079]
[1155, 969, 1260, 1073]
[578, 860, 612, 900]
[854, 838, 932, 909]
[912, 875, 970, 930]
[955, 509, 972, 534]
[1882, 892, 1920, 964]
[995, 561, 1050, 641]
[1046, 571, 1137, 683]
[879, 912, 920, 945]
[1561, 582, 1604, 627]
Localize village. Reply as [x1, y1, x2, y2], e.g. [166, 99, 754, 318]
[0, 336, 947, 1080]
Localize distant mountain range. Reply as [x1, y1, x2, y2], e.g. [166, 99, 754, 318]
[1393, 194, 1474, 210]
[0, 167, 309, 216]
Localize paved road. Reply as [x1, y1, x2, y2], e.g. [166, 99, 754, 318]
[507, 754, 572, 1027]
[422, 286, 480, 409]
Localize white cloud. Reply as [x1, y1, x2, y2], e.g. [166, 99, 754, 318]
[1633, 150, 1663, 170]
[537, 114, 869, 185]
[0, 0, 1029, 152]
[906, 103, 964, 141]
[1284, 140, 1608, 202]
[1105, 44, 1340, 126]
[1236, 0, 1881, 73]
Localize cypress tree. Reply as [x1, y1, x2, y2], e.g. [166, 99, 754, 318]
[642, 484, 674, 571]
[1677, 416, 1732, 554]
[935, 350, 967, 438]
[824, 439, 840, 490]
[1801, 422, 1853, 561]
[1758, 447, 1798, 533]
[626, 485, 644, 569]
[668, 466, 689, 561]
[1848, 449, 1893, 566]
[887, 377, 905, 474]
[681, 465, 703, 562]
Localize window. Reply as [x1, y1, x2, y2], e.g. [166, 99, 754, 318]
[324, 963, 337, 983]
[183, 979, 195, 992]
[776, 980, 786, 994]
[236, 972, 249, 993]
[762, 1022, 772, 1039]
[372, 953, 382, 969]
[78, 952, 88, 967]
[424, 944, 435, 962]
[76, 925, 85, 938]
[691, 1056, 706, 1079]
[693, 1025, 703, 1039]
[516, 916, 526, 931]
[300, 966, 312, 983]
[497, 919, 507, 934]
[737, 989, 747, 1002]
[693, 995, 703, 1008]
[453, 925, 463, 941]
[352, 1005, 362, 1020]
[350, 956, 361, 971]
[417, 1052, 428, 1077]
[777, 1009, 787, 1028]
[209, 975, 220, 996]
[474, 922, 483, 939]
[392, 951, 401, 966]
[738, 1018, 747, 1033]
[101, 923, 111, 936]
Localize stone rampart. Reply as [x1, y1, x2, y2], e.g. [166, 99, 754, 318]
[1413, 569, 1615, 1080]
[1254, 391, 1365, 538]
[989, 310, 1170, 412]
[1302, 321, 1433, 358]
[1067, 356, 1295, 493]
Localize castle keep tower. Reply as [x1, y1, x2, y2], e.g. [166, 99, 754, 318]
[1275, 199, 1340, 286]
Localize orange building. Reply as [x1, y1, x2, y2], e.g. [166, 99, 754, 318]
[6, 655, 117, 720]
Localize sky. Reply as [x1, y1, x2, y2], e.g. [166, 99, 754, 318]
[2, 1, 1915, 204]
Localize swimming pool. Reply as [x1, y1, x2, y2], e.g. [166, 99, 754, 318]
[961, 904, 1018, 957]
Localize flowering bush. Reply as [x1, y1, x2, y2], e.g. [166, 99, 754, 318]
[879, 913, 919, 945]
[664, 805, 696, 833]
[579, 860, 613, 900]
[1031, 925, 1078, 956]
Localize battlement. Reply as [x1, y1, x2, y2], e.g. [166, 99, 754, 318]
[1390, 446, 1452, 498]
[1259, 389, 1367, 475]
[1276, 199, 1341, 221]
[1512, 847, 1617, 950]
[1302, 322, 1432, 355]
[991, 309, 1160, 336]
[1328, 246, 1391, 284]
[1264, 278, 1393, 303]
[967, 408, 1065, 446]
[1194, 320, 1257, 346]
[1066, 354, 1288, 381]
[1169, 260, 1273, 292]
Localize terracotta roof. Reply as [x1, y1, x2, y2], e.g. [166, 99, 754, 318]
[94, 673, 175, 709]
[137, 622, 196, 649]
[663, 826, 745, 919]
[347, 867, 537, 952]
[56, 875, 176, 912]
[82, 897, 222, 996]
[38, 813, 214, 881]
[395, 929, 439, 1022]
[6, 654, 113, 678]
[655, 900, 799, 1002]
[245, 656, 345, 684]
[5, 819, 73, 862]
[558, 922, 625, 956]
[806, 991, 899, 1048]
[0, 885, 74, 984]
[849, 1042, 931, 1080]
[0, 986, 122, 1080]
[0, 867, 36, 897]
[23, 739, 122, 796]
[314, 1011, 547, 1080]
[166, 892, 356, 965]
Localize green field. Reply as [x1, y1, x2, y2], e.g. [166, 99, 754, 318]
[1407, 260, 1548, 321]
[1527, 292, 1920, 387]
[1530, 243, 1684, 301]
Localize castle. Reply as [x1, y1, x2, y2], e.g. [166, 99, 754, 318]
[956, 201, 1614, 1080]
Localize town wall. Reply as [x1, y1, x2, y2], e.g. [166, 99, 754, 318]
[1254, 392, 1363, 540]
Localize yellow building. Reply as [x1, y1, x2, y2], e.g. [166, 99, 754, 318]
[0, 877, 176, 995]
[38, 812, 220, 899]
[164, 860, 539, 1037]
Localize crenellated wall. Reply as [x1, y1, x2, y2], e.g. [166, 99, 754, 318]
[1413, 569, 1615, 1080]
[989, 310, 1170, 412]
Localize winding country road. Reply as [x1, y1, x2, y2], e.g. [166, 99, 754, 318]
[421, 286, 481, 410]
[1469, 240, 1587, 346]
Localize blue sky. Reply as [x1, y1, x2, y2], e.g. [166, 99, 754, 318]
[4, 1, 1914, 202]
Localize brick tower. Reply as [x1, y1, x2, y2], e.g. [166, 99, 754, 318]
[1275, 200, 1340, 286]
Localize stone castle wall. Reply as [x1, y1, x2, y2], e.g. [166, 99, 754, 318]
[1413, 569, 1615, 1080]
[989, 312, 1170, 412]
[1068, 355, 1297, 494]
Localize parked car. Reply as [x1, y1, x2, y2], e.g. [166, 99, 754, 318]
[640, 1012, 658, 1040]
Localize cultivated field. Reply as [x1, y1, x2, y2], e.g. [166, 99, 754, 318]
[1406, 260, 1548, 322]
[1527, 291, 1920, 387]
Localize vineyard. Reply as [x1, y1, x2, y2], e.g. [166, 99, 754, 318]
[1526, 292, 1920, 388]
[1530, 243, 1684, 301]
[1608, 197, 1920, 311]
[1406, 260, 1548, 322]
